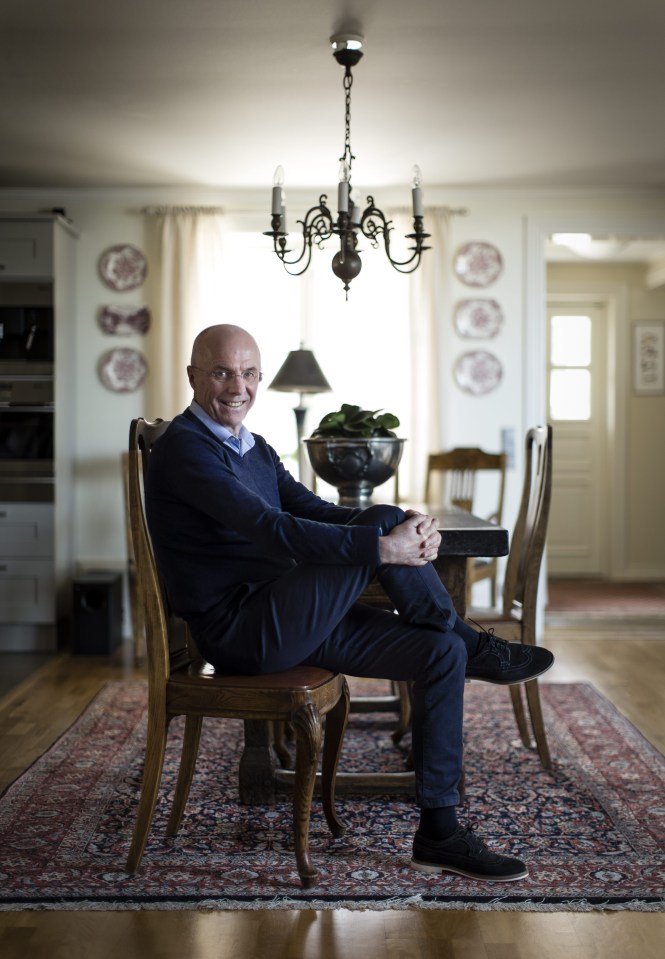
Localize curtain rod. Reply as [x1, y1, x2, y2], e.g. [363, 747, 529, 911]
[142, 205, 225, 215]
[141, 204, 467, 216]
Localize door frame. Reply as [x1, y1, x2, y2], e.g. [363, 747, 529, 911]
[524, 212, 664, 580]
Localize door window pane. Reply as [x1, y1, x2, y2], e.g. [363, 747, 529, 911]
[551, 315, 591, 366]
[550, 369, 591, 420]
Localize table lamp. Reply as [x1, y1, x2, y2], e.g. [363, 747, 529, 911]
[268, 344, 332, 483]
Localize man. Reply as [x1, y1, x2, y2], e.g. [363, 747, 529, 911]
[146, 323, 554, 882]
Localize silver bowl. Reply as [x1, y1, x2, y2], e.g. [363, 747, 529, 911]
[303, 436, 405, 506]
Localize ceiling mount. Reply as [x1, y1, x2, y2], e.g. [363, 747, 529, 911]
[330, 33, 364, 69]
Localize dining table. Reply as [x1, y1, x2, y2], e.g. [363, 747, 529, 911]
[239, 504, 509, 803]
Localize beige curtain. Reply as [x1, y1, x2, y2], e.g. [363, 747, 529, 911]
[143, 207, 226, 420]
[409, 207, 450, 503]
[390, 207, 450, 503]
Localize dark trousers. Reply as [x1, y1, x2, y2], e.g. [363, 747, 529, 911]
[204, 504, 467, 808]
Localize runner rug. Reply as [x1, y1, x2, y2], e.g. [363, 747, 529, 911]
[0, 681, 663, 912]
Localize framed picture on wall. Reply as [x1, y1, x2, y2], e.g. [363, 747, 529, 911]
[632, 322, 665, 394]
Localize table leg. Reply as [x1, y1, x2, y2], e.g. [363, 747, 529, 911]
[238, 719, 278, 804]
[432, 555, 467, 619]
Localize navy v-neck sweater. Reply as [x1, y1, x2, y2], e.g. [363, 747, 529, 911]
[145, 410, 381, 639]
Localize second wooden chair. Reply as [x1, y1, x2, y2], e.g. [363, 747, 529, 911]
[425, 447, 507, 606]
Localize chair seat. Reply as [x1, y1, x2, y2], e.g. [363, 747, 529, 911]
[174, 660, 337, 689]
[166, 662, 346, 718]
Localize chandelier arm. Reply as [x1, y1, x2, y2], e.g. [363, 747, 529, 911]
[263, 197, 336, 274]
[359, 199, 431, 273]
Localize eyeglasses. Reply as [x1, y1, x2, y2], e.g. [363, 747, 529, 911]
[191, 366, 263, 384]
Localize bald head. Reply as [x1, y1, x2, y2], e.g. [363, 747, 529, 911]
[187, 325, 262, 435]
[191, 324, 260, 368]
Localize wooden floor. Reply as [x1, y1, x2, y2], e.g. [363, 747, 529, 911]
[0, 623, 664, 958]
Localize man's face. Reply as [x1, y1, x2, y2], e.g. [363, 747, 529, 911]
[187, 329, 261, 435]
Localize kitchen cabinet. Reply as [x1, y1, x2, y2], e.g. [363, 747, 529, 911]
[0, 214, 77, 650]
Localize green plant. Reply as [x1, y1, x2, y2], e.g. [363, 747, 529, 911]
[310, 403, 400, 439]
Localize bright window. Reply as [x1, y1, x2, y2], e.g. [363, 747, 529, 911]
[195, 230, 411, 486]
[549, 314, 592, 421]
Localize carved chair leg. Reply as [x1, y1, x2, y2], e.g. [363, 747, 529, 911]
[166, 714, 203, 836]
[291, 703, 322, 888]
[509, 684, 531, 748]
[524, 679, 552, 769]
[321, 681, 350, 839]
[126, 713, 170, 873]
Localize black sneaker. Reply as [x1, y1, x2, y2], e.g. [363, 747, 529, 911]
[411, 826, 528, 882]
[465, 629, 554, 685]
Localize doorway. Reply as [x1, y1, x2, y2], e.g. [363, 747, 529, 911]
[546, 297, 610, 577]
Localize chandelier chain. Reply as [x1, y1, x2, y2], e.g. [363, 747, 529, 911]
[339, 69, 355, 172]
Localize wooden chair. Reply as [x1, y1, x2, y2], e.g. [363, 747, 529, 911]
[425, 447, 507, 606]
[126, 417, 350, 888]
[466, 425, 553, 769]
[122, 451, 144, 664]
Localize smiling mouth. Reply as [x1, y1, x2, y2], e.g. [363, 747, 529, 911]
[222, 400, 245, 408]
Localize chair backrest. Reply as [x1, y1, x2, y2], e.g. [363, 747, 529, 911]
[424, 447, 507, 521]
[128, 417, 193, 682]
[502, 425, 553, 624]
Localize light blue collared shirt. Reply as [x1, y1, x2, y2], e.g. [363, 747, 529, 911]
[189, 400, 255, 457]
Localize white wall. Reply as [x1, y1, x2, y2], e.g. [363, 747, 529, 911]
[1, 186, 664, 585]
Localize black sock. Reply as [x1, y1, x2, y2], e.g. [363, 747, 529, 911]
[418, 805, 459, 841]
[452, 616, 483, 656]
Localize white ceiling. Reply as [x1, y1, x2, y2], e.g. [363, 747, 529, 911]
[2, 0, 665, 195]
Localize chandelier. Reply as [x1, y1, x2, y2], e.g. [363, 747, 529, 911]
[265, 34, 430, 296]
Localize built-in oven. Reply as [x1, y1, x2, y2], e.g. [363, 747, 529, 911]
[0, 377, 54, 502]
[0, 404, 53, 474]
[0, 306, 54, 372]
[0, 303, 55, 502]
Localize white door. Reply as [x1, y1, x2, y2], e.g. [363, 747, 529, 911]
[546, 299, 609, 577]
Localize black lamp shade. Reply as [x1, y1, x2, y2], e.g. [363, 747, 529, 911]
[268, 349, 332, 394]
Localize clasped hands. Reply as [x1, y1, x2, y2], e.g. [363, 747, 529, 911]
[377, 509, 441, 567]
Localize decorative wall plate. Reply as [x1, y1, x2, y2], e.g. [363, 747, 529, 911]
[98, 348, 148, 393]
[99, 305, 151, 335]
[98, 244, 148, 292]
[453, 241, 503, 288]
[454, 298, 504, 339]
[454, 350, 503, 395]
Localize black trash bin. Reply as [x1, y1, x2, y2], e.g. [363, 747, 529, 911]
[72, 572, 123, 654]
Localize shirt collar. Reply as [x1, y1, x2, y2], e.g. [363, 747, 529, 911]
[189, 400, 255, 456]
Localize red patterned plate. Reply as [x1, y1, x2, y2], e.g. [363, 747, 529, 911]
[454, 298, 504, 339]
[98, 244, 148, 292]
[453, 241, 503, 288]
[454, 350, 503, 395]
[98, 348, 148, 393]
[99, 305, 151, 335]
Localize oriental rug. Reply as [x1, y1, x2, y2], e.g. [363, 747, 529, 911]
[0, 681, 663, 912]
